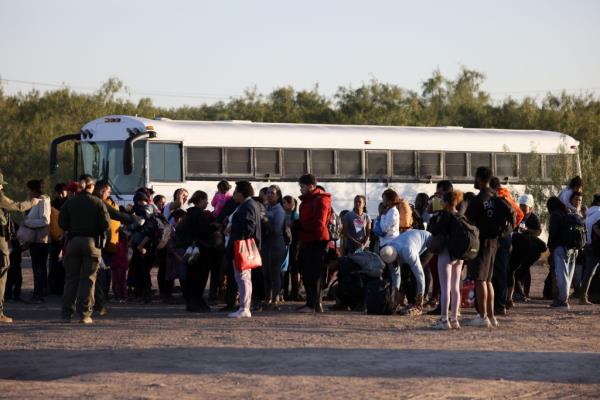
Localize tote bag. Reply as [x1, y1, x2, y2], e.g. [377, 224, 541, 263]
[16, 225, 36, 248]
[234, 238, 262, 270]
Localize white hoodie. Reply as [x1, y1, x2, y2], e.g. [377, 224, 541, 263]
[585, 205, 600, 243]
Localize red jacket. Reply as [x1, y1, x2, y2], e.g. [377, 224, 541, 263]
[497, 187, 524, 227]
[298, 188, 332, 245]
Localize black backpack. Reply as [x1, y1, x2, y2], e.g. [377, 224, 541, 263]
[561, 213, 586, 250]
[447, 215, 480, 261]
[485, 195, 517, 238]
[365, 279, 395, 315]
[335, 257, 366, 310]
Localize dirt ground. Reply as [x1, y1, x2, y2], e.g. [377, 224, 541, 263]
[1, 262, 599, 400]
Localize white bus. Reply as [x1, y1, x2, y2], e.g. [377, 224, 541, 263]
[50, 115, 580, 214]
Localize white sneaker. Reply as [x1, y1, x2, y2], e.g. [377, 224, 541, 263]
[490, 316, 499, 327]
[228, 309, 252, 318]
[467, 314, 492, 328]
[431, 318, 451, 330]
[449, 319, 461, 330]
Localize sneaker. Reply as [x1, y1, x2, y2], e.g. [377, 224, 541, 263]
[580, 295, 593, 305]
[0, 314, 13, 323]
[80, 316, 93, 324]
[431, 318, 450, 330]
[449, 319, 461, 330]
[228, 309, 251, 318]
[467, 314, 492, 328]
[97, 307, 110, 316]
[402, 306, 422, 316]
[490, 316, 499, 327]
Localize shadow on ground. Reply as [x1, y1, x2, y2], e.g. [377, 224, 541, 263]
[1, 346, 598, 384]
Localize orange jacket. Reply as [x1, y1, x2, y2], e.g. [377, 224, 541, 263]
[397, 199, 413, 230]
[496, 187, 524, 227]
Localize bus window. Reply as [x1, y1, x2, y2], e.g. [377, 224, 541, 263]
[366, 152, 388, 178]
[471, 152, 491, 176]
[311, 150, 335, 176]
[255, 149, 281, 175]
[445, 152, 467, 177]
[186, 147, 222, 175]
[520, 153, 541, 179]
[392, 151, 415, 177]
[419, 152, 441, 178]
[338, 150, 362, 176]
[283, 149, 307, 176]
[226, 148, 252, 175]
[150, 143, 182, 182]
[544, 154, 577, 180]
[495, 154, 517, 178]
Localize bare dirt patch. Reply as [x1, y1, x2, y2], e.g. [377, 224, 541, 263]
[1, 264, 599, 399]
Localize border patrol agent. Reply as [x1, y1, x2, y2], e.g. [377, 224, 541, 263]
[0, 172, 36, 323]
[59, 175, 111, 324]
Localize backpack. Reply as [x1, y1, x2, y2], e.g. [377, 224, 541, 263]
[327, 209, 341, 241]
[365, 279, 395, 315]
[447, 215, 480, 261]
[485, 195, 517, 238]
[397, 199, 413, 230]
[155, 218, 171, 250]
[460, 279, 476, 308]
[561, 213, 586, 250]
[335, 257, 366, 310]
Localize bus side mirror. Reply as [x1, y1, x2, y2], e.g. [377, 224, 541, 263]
[49, 133, 80, 175]
[124, 131, 150, 175]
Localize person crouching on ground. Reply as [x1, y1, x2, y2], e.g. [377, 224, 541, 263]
[380, 229, 432, 316]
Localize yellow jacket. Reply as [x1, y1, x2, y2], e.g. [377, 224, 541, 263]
[49, 206, 64, 242]
[104, 198, 121, 253]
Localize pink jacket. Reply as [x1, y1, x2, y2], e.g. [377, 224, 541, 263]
[211, 192, 232, 217]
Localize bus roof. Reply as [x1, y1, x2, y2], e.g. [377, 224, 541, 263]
[82, 115, 579, 154]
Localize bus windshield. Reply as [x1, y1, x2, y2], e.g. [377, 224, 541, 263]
[77, 140, 146, 195]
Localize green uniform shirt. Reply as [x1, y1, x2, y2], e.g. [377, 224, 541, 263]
[59, 192, 111, 238]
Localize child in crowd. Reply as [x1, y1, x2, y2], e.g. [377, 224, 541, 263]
[211, 180, 232, 219]
[111, 229, 130, 302]
[166, 209, 189, 301]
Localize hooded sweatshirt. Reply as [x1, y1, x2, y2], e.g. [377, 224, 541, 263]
[585, 205, 600, 243]
[496, 187, 524, 227]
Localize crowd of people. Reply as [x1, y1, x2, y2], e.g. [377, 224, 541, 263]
[0, 167, 598, 326]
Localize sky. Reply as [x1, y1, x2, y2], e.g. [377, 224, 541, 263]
[1, 0, 599, 108]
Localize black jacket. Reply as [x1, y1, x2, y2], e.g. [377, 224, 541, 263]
[229, 198, 262, 250]
[177, 207, 217, 249]
[548, 210, 566, 252]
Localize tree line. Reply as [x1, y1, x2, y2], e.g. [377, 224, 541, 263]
[1, 67, 599, 203]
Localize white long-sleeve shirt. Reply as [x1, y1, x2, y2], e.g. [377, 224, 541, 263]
[379, 207, 400, 246]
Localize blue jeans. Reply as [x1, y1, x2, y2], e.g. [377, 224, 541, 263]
[581, 245, 600, 298]
[553, 246, 577, 303]
[398, 247, 425, 296]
